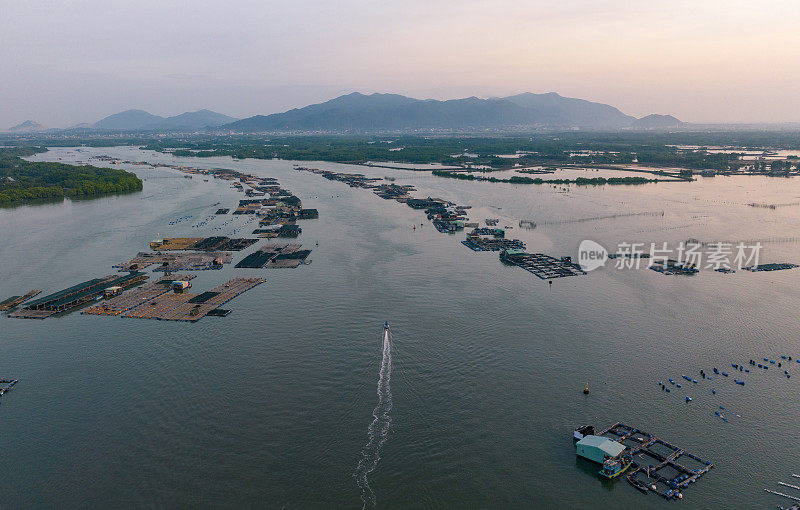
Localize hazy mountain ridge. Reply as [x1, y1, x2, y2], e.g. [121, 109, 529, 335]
[632, 114, 683, 129]
[6, 120, 47, 133]
[5, 94, 682, 133]
[222, 92, 655, 132]
[92, 109, 237, 131]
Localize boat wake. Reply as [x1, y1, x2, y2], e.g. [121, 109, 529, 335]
[354, 327, 393, 509]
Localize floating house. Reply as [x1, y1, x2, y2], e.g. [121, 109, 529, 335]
[576, 435, 626, 464]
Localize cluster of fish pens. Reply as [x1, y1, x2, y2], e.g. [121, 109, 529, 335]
[3, 159, 318, 322]
[113, 277, 265, 322]
[0, 290, 41, 311]
[82, 275, 196, 316]
[235, 243, 311, 269]
[114, 251, 233, 272]
[8, 273, 148, 319]
[595, 423, 713, 501]
[295, 166, 586, 281]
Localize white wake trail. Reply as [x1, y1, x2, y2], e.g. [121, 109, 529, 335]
[354, 329, 393, 509]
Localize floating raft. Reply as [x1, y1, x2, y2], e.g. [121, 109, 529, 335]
[0, 290, 42, 311]
[594, 422, 712, 501]
[744, 263, 799, 272]
[235, 243, 310, 269]
[83, 274, 196, 316]
[118, 277, 265, 322]
[151, 237, 257, 252]
[650, 259, 699, 275]
[114, 252, 232, 272]
[9, 273, 147, 319]
[0, 379, 19, 398]
[501, 251, 586, 279]
[462, 237, 525, 252]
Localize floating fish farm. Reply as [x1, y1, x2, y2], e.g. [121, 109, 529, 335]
[117, 277, 265, 322]
[295, 166, 589, 283]
[597, 422, 713, 500]
[462, 237, 525, 252]
[650, 259, 699, 275]
[83, 275, 196, 316]
[744, 263, 799, 272]
[151, 236, 257, 252]
[8, 272, 148, 319]
[114, 252, 233, 272]
[235, 243, 311, 269]
[500, 251, 586, 279]
[0, 290, 41, 311]
[3, 159, 319, 325]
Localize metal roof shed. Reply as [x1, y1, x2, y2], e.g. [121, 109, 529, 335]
[576, 435, 626, 464]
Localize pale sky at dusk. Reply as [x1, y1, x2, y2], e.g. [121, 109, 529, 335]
[2, 0, 799, 127]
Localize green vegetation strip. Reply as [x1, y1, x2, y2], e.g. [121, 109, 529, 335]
[431, 170, 654, 185]
[0, 148, 143, 206]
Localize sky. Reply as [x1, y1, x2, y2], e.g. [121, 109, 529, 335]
[2, 0, 799, 127]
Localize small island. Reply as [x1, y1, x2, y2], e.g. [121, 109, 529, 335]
[0, 147, 143, 206]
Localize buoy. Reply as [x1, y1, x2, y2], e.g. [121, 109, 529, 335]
[584, 382, 589, 394]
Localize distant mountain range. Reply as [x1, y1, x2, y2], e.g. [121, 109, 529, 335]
[7, 120, 47, 133]
[3, 93, 683, 133]
[222, 92, 673, 132]
[632, 114, 682, 129]
[92, 109, 237, 131]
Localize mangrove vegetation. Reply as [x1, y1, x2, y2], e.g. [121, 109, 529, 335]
[0, 148, 143, 206]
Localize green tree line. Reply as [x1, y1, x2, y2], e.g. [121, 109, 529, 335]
[0, 148, 143, 206]
[431, 170, 653, 185]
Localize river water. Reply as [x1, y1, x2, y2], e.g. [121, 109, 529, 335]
[1, 146, 799, 508]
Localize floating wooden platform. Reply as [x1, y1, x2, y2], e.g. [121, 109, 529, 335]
[83, 274, 196, 316]
[9, 273, 147, 320]
[151, 237, 257, 252]
[501, 251, 586, 279]
[118, 277, 265, 322]
[594, 422, 713, 500]
[235, 243, 309, 269]
[462, 237, 525, 252]
[114, 252, 232, 272]
[152, 237, 203, 250]
[745, 263, 799, 272]
[0, 290, 42, 311]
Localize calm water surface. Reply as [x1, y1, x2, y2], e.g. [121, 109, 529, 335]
[1, 146, 799, 509]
